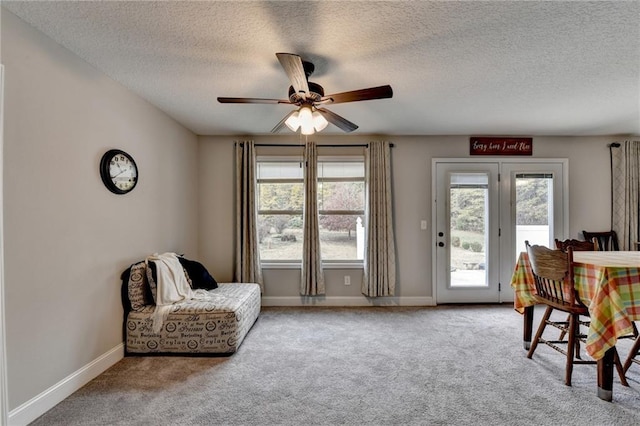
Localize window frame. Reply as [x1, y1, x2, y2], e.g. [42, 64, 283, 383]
[256, 154, 365, 268]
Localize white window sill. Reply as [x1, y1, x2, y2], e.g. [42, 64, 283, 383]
[261, 262, 363, 270]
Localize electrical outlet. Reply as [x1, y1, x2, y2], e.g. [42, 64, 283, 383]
[344, 275, 351, 286]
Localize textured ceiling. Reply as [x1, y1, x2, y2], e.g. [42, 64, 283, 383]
[3, 1, 640, 136]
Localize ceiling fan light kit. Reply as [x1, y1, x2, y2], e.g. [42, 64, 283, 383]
[285, 106, 329, 135]
[218, 53, 393, 135]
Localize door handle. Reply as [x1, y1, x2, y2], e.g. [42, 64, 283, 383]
[438, 242, 445, 247]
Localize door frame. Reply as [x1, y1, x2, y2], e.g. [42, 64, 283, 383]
[432, 158, 569, 304]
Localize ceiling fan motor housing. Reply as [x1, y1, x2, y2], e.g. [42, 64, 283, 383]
[288, 82, 324, 103]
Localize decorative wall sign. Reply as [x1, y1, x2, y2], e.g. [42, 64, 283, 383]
[470, 137, 533, 156]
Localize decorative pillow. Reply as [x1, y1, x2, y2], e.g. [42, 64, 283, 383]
[146, 261, 158, 303]
[128, 262, 152, 311]
[177, 256, 218, 290]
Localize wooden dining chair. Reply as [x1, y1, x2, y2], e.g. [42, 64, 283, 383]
[554, 239, 638, 340]
[582, 230, 619, 251]
[524, 241, 628, 387]
[554, 238, 595, 252]
[554, 238, 595, 342]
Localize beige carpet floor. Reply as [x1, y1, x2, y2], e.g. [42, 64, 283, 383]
[30, 305, 640, 425]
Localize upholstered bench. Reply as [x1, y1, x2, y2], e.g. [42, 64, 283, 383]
[120, 257, 261, 355]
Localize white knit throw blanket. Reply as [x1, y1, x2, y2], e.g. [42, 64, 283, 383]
[146, 252, 211, 333]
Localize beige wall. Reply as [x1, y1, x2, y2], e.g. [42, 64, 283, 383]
[2, 10, 198, 411]
[198, 135, 616, 304]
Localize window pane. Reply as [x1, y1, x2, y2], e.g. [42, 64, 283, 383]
[319, 215, 364, 260]
[515, 174, 553, 251]
[318, 181, 364, 211]
[258, 214, 303, 260]
[258, 182, 303, 211]
[449, 176, 488, 288]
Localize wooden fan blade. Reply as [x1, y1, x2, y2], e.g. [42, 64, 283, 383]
[271, 110, 297, 133]
[217, 97, 291, 104]
[322, 85, 393, 104]
[315, 107, 358, 133]
[276, 53, 309, 97]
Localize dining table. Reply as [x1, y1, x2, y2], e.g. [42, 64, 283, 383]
[510, 250, 640, 401]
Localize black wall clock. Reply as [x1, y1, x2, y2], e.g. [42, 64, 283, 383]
[100, 149, 138, 194]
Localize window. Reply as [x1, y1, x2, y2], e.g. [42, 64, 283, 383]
[257, 156, 365, 264]
[318, 159, 365, 261]
[257, 159, 304, 261]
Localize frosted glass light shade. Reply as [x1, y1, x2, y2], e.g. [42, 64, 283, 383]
[299, 106, 314, 135]
[312, 111, 328, 131]
[284, 111, 300, 131]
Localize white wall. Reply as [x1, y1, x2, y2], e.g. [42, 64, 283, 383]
[198, 135, 616, 304]
[1, 9, 199, 415]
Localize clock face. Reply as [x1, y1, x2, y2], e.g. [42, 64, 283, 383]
[100, 149, 138, 194]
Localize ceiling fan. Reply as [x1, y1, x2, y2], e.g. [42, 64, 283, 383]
[217, 53, 393, 134]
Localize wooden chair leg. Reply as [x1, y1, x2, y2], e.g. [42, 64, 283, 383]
[528, 306, 553, 359]
[613, 349, 629, 387]
[574, 320, 583, 360]
[565, 313, 578, 386]
[623, 334, 640, 373]
[559, 313, 570, 341]
[564, 315, 587, 360]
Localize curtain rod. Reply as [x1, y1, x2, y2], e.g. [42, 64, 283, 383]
[253, 143, 394, 148]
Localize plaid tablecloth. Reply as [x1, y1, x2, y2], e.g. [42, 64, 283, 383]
[511, 252, 537, 314]
[510, 251, 640, 360]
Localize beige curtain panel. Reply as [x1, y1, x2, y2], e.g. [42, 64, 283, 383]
[363, 141, 397, 297]
[612, 140, 640, 250]
[234, 141, 263, 290]
[301, 142, 325, 296]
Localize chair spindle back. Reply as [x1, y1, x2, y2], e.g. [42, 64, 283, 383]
[582, 230, 619, 251]
[555, 238, 594, 252]
[525, 241, 578, 308]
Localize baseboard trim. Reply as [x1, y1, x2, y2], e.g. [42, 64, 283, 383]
[262, 296, 435, 307]
[8, 343, 124, 426]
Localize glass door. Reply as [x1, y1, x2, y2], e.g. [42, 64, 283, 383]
[498, 161, 567, 302]
[434, 159, 568, 304]
[434, 162, 500, 303]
